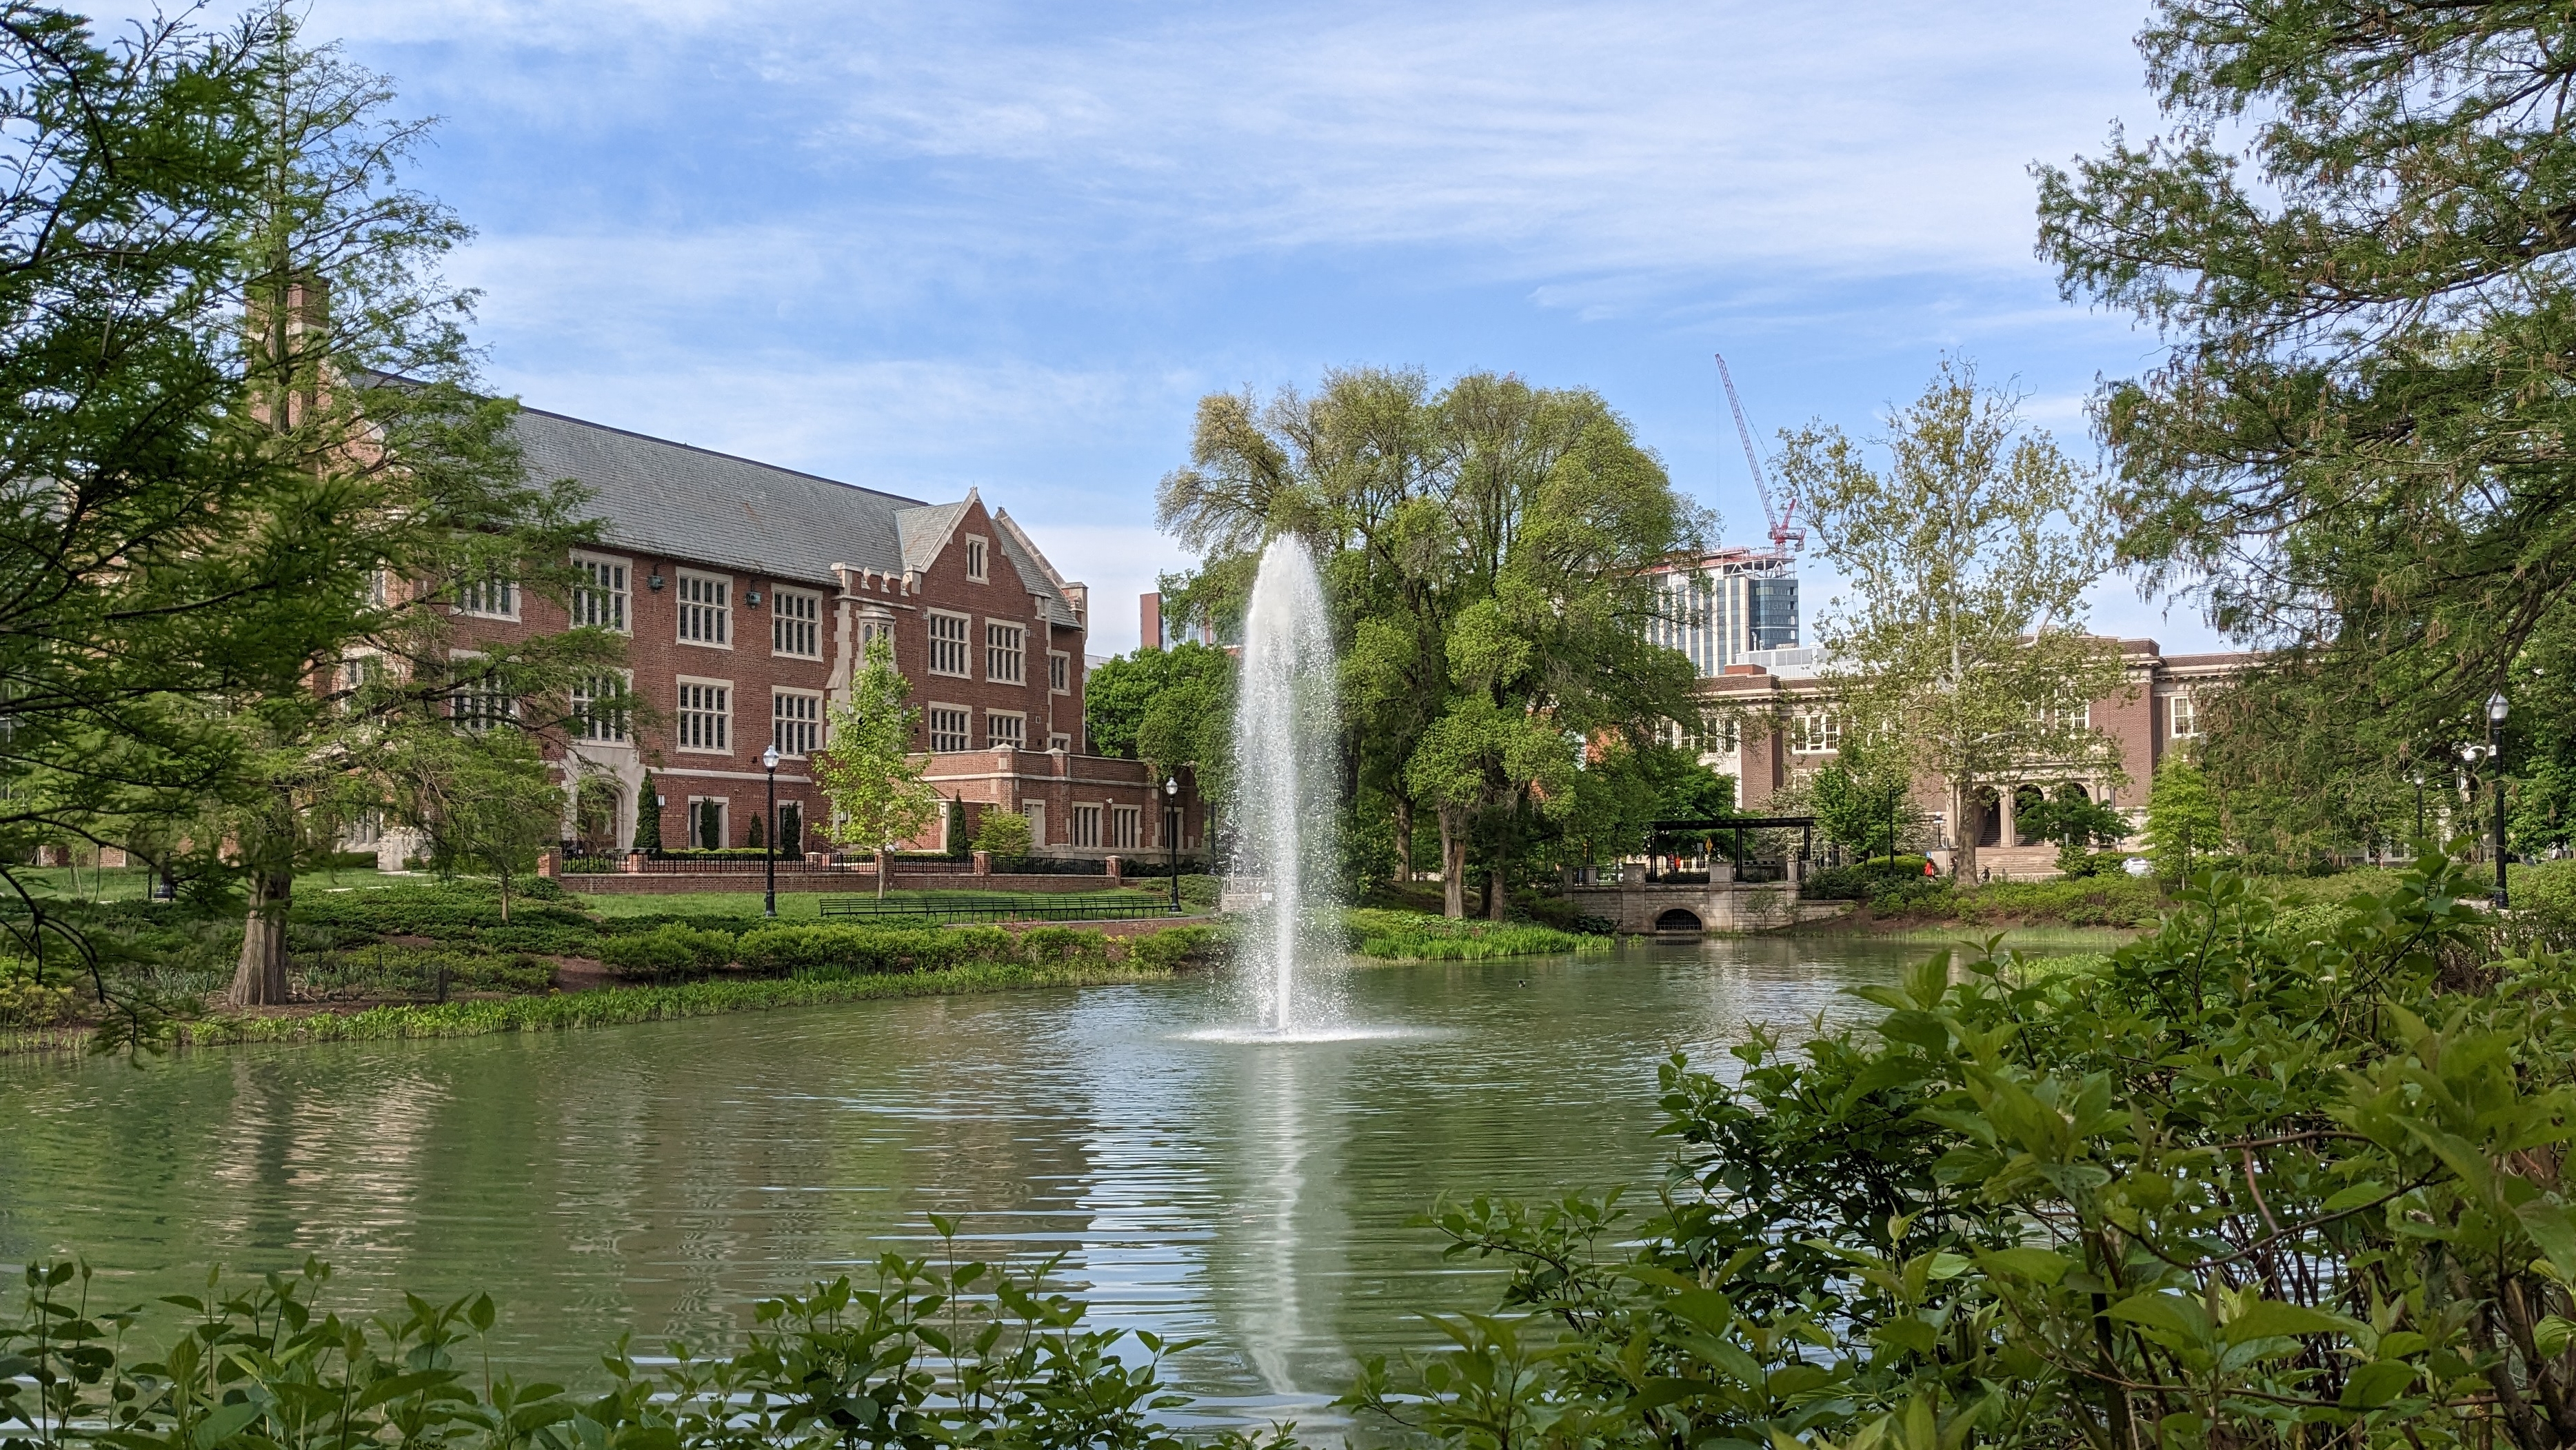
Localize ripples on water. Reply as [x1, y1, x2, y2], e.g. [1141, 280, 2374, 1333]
[0, 935, 1995, 1430]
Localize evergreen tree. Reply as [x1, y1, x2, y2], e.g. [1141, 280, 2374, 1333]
[633, 772, 663, 853]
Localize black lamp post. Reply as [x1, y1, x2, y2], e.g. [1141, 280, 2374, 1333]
[2413, 770, 2426, 848]
[1163, 775, 1181, 915]
[761, 743, 781, 918]
[2490, 691, 2510, 909]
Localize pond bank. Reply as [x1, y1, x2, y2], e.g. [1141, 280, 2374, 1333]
[0, 960, 1191, 1057]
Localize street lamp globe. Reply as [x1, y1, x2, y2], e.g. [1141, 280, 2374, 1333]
[2490, 691, 2510, 725]
[1164, 776, 1178, 798]
[762, 744, 781, 771]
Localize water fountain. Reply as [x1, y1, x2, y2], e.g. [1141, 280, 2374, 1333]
[1225, 534, 1342, 1035]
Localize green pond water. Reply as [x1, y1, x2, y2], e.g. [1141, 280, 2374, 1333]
[0, 933, 2111, 1430]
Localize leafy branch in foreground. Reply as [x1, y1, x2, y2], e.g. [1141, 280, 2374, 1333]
[1351, 849, 2576, 1449]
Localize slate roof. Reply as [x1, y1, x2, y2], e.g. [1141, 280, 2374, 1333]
[510, 404, 1082, 624]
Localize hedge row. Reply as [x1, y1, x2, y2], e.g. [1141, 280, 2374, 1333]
[596, 920, 1227, 981]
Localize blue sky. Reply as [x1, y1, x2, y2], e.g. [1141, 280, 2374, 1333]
[243, 1, 2215, 654]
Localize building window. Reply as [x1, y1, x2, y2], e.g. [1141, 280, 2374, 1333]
[459, 574, 517, 620]
[449, 654, 511, 732]
[676, 678, 731, 753]
[677, 572, 730, 646]
[2171, 692, 2198, 738]
[1069, 803, 1102, 848]
[1109, 805, 1140, 849]
[965, 536, 988, 581]
[1049, 651, 1069, 694]
[986, 623, 1024, 683]
[1022, 800, 1046, 845]
[928, 706, 969, 753]
[687, 798, 727, 851]
[772, 587, 821, 658]
[2042, 702, 2093, 732]
[570, 674, 630, 743]
[774, 689, 821, 757]
[1789, 709, 1841, 755]
[1049, 732, 1071, 752]
[985, 711, 1024, 749]
[859, 612, 895, 659]
[927, 612, 970, 676]
[572, 555, 628, 632]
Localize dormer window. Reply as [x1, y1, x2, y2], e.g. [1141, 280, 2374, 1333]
[965, 536, 988, 582]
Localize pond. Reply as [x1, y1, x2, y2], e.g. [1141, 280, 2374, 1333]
[0, 932, 2105, 1431]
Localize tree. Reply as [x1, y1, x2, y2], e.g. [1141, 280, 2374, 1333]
[969, 809, 1032, 858]
[1777, 359, 2129, 881]
[399, 729, 561, 925]
[1807, 745, 1921, 863]
[633, 772, 663, 853]
[2145, 757, 2221, 881]
[2016, 782, 2133, 874]
[2037, 4, 2576, 764]
[813, 636, 940, 899]
[1084, 642, 1232, 763]
[207, 8, 614, 1006]
[1158, 369, 1704, 912]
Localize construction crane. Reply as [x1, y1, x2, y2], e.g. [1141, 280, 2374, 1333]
[1715, 352, 1802, 558]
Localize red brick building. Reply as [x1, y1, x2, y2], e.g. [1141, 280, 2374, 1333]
[1700, 639, 2256, 876]
[446, 405, 1205, 861]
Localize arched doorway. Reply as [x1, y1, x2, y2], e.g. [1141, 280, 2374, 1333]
[1654, 907, 1704, 932]
[2014, 784, 2047, 845]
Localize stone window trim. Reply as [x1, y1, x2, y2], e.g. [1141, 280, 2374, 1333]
[674, 674, 733, 755]
[984, 709, 1026, 749]
[1109, 803, 1141, 850]
[676, 570, 732, 650]
[684, 796, 729, 852]
[773, 687, 824, 758]
[926, 610, 972, 677]
[772, 586, 823, 659]
[457, 574, 520, 621]
[570, 669, 634, 745]
[570, 551, 632, 634]
[984, 619, 1025, 684]
[2169, 690, 2199, 738]
[964, 534, 989, 583]
[1048, 650, 1071, 694]
[1068, 800, 1103, 849]
[926, 703, 970, 754]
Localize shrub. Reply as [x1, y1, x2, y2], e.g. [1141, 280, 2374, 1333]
[596, 923, 737, 980]
[1127, 923, 1225, 971]
[970, 809, 1033, 857]
[1017, 925, 1111, 967]
[734, 924, 942, 976]
[0, 958, 74, 1026]
[1804, 856, 1932, 900]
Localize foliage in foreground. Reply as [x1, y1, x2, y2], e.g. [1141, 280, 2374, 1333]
[1347, 850, 2576, 1449]
[0, 1230, 1251, 1450]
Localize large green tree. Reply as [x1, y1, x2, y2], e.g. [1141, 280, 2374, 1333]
[814, 637, 940, 899]
[1775, 360, 2129, 881]
[2037, 3, 2576, 800]
[1158, 368, 1704, 915]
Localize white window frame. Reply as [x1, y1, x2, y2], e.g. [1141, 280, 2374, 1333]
[570, 669, 632, 745]
[1048, 650, 1070, 694]
[447, 650, 512, 732]
[985, 710, 1025, 749]
[985, 621, 1025, 684]
[927, 703, 969, 753]
[772, 587, 823, 659]
[773, 687, 823, 758]
[2170, 692, 2198, 738]
[1109, 804, 1140, 850]
[1789, 708, 1842, 755]
[1069, 803, 1103, 849]
[675, 676, 732, 754]
[458, 573, 519, 621]
[571, 552, 631, 634]
[676, 570, 732, 649]
[926, 610, 972, 677]
[964, 535, 989, 582]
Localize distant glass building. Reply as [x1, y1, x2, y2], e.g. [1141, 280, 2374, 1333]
[1644, 550, 1800, 676]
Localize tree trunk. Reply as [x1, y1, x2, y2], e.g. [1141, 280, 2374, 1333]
[876, 846, 888, 900]
[1438, 804, 1468, 918]
[232, 869, 294, 1007]
[1487, 836, 1509, 922]
[1393, 795, 1413, 883]
[1952, 780, 1980, 883]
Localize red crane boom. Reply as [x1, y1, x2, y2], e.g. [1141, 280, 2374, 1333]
[1715, 352, 1801, 557]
